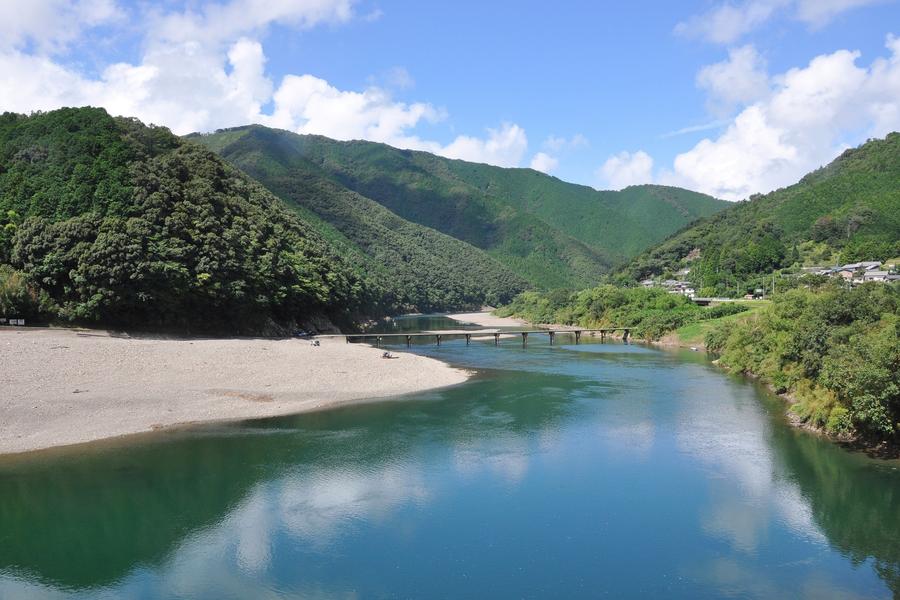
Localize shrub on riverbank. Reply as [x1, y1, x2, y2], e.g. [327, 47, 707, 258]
[496, 285, 749, 340]
[706, 284, 900, 445]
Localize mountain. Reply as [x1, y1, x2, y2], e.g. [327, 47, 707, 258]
[0, 107, 368, 332]
[620, 133, 900, 294]
[192, 125, 727, 289]
[190, 129, 530, 312]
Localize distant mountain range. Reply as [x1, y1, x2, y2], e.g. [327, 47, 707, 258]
[190, 126, 728, 292]
[1, 107, 733, 331]
[620, 133, 900, 294]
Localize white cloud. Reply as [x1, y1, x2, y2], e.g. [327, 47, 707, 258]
[675, 0, 885, 44]
[664, 36, 900, 200]
[697, 45, 770, 114]
[795, 0, 888, 27]
[675, 1, 782, 45]
[542, 133, 588, 152]
[436, 123, 529, 167]
[0, 0, 533, 169]
[660, 119, 731, 138]
[0, 0, 122, 54]
[598, 150, 654, 189]
[149, 0, 356, 48]
[527, 133, 588, 175]
[265, 73, 442, 143]
[385, 66, 415, 90]
[530, 152, 559, 173]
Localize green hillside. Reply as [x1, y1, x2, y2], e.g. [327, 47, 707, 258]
[621, 133, 900, 294]
[0, 107, 367, 332]
[190, 127, 527, 312]
[193, 126, 727, 289]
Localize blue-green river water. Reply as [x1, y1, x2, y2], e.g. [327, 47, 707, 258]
[1, 315, 898, 598]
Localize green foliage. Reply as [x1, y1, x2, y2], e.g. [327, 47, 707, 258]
[0, 265, 57, 323]
[621, 133, 900, 294]
[0, 108, 367, 332]
[192, 126, 727, 290]
[499, 285, 753, 342]
[708, 284, 900, 444]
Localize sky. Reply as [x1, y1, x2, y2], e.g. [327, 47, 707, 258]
[1, 0, 900, 200]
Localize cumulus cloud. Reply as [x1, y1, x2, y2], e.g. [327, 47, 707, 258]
[663, 35, 900, 200]
[435, 123, 529, 167]
[675, 0, 885, 44]
[530, 152, 559, 173]
[697, 45, 770, 114]
[265, 73, 443, 143]
[0, 0, 533, 169]
[597, 150, 654, 189]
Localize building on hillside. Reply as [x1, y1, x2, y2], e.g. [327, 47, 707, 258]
[863, 270, 889, 282]
[836, 269, 855, 281]
[838, 261, 882, 272]
[661, 279, 695, 298]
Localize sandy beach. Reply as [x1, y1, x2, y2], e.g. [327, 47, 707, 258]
[446, 311, 526, 328]
[0, 328, 468, 456]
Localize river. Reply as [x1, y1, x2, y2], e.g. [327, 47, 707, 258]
[1, 315, 898, 598]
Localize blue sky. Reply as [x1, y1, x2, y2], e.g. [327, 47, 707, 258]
[2, 0, 899, 199]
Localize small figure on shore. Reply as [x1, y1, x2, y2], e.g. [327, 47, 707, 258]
[382, 351, 398, 359]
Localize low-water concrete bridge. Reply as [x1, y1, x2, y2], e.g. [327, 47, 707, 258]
[339, 328, 632, 348]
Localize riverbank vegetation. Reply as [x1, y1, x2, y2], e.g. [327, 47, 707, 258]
[706, 283, 899, 448]
[495, 285, 751, 340]
[497, 281, 900, 448]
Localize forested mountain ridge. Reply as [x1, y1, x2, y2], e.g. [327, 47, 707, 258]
[192, 125, 728, 289]
[620, 133, 900, 293]
[0, 107, 370, 332]
[190, 126, 529, 310]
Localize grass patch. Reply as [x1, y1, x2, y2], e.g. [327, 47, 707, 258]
[674, 300, 769, 346]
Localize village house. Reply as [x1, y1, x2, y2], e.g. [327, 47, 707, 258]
[863, 270, 890, 282]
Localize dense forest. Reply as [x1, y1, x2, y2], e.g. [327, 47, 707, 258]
[0, 107, 369, 332]
[619, 133, 900, 295]
[193, 126, 727, 290]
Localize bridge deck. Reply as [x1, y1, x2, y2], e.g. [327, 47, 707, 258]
[323, 328, 632, 347]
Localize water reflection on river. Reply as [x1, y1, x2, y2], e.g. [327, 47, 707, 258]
[0, 317, 897, 599]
